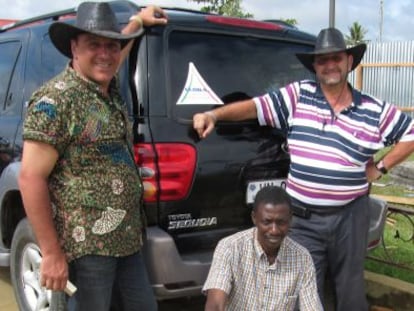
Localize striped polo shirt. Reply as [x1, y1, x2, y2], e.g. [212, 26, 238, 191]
[254, 80, 414, 206]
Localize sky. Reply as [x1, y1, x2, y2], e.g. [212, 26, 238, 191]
[0, 0, 413, 42]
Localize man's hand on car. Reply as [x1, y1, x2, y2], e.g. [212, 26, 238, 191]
[193, 111, 217, 139]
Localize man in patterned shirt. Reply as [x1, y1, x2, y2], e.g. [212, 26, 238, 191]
[18, 2, 167, 310]
[203, 186, 322, 311]
[194, 28, 414, 310]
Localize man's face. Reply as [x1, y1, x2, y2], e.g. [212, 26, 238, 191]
[313, 51, 353, 86]
[71, 33, 121, 90]
[251, 202, 291, 255]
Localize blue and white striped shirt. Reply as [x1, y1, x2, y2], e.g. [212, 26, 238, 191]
[254, 80, 414, 206]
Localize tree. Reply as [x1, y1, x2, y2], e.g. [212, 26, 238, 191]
[188, 0, 253, 18]
[280, 18, 298, 27]
[345, 22, 368, 45]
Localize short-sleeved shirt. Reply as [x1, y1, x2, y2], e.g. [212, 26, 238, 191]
[203, 228, 322, 311]
[23, 65, 144, 261]
[254, 80, 414, 206]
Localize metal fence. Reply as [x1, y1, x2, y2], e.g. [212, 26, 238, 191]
[367, 204, 414, 272]
[348, 40, 414, 117]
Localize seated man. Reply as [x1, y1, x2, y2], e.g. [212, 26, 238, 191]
[203, 186, 322, 311]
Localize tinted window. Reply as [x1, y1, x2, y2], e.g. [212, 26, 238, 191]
[168, 31, 313, 119]
[0, 41, 21, 112]
[41, 34, 67, 83]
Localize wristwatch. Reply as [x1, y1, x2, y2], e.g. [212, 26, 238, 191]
[375, 160, 388, 174]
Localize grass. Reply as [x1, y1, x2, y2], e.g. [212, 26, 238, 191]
[365, 149, 414, 283]
[365, 212, 414, 283]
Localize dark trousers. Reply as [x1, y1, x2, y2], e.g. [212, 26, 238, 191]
[67, 251, 157, 311]
[289, 195, 370, 311]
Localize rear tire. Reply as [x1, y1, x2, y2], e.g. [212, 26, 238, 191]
[10, 218, 66, 311]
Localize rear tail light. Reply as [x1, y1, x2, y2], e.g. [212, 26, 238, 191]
[134, 143, 196, 202]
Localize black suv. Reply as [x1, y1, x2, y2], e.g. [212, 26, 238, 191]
[0, 1, 387, 310]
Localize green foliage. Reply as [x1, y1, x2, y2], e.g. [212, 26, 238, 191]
[280, 18, 298, 27]
[365, 212, 414, 283]
[368, 148, 414, 282]
[188, 0, 253, 18]
[371, 148, 414, 196]
[345, 21, 368, 45]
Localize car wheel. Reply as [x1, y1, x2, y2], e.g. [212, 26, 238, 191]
[10, 218, 66, 311]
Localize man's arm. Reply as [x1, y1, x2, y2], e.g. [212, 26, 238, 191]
[18, 140, 67, 291]
[120, 5, 168, 66]
[193, 99, 257, 139]
[298, 255, 323, 311]
[203, 238, 234, 310]
[366, 140, 414, 182]
[204, 289, 228, 311]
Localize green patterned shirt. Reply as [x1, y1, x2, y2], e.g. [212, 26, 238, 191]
[23, 65, 144, 261]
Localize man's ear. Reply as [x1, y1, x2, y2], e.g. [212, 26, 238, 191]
[71, 39, 77, 59]
[251, 210, 256, 225]
[348, 54, 354, 72]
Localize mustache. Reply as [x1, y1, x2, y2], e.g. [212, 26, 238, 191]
[321, 68, 341, 74]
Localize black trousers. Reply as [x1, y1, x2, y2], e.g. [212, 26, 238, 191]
[289, 195, 370, 311]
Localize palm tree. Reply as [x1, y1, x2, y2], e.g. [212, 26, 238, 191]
[345, 22, 368, 45]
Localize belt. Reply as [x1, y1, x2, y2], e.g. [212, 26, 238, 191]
[291, 199, 345, 219]
[308, 206, 345, 214]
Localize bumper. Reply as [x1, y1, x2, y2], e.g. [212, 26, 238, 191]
[143, 226, 212, 300]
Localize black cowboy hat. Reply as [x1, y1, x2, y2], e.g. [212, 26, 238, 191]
[49, 1, 144, 58]
[296, 27, 366, 73]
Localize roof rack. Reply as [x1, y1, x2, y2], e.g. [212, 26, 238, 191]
[0, 0, 141, 33]
[0, 7, 76, 32]
[160, 7, 210, 15]
[0, 0, 211, 33]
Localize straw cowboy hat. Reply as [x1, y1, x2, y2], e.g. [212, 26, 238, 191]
[49, 1, 144, 58]
[296, 27, 366, 73]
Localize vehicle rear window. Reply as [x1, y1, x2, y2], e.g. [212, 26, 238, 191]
[167, 30, 313, 120]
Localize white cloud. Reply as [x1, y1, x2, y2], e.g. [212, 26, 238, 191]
[1, 0, 414, 42]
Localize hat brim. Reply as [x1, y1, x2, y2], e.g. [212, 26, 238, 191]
[296, 43, 367, 73]
[49, 22, 144, 58]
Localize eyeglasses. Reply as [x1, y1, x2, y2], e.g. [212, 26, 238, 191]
[314, 54, 346, 66]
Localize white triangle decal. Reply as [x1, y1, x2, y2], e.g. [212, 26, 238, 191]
[176, 62, 224, 106]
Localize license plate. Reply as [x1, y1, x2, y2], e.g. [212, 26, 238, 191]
[246, 179, 287, 204]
